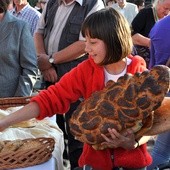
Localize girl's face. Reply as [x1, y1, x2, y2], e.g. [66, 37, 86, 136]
[85, 36, 106, 64]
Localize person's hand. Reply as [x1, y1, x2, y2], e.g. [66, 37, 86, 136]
[37, 54, 52, 71]
[101, 128, 136, 150]
[41, 67, 58, 83]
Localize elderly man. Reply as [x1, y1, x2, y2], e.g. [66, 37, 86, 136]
[131, 0, 170, 68]
[11, 0, 41, 35]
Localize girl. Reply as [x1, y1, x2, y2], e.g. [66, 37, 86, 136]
[0, 8, 152, 170]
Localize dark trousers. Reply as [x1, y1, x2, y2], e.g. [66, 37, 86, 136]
[57, 100, 83, 169]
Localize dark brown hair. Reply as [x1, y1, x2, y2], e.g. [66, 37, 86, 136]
[81, 7, 133, 65]
[0, 0, 11, 13]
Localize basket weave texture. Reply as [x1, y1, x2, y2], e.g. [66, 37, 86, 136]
[0, 97, 55, 169]
[0, 96, 32, 109]
[0, 137, 55, 170]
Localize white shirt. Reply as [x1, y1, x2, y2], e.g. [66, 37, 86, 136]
[35, 0, 104, 55]
[112, 2, 138, 25]
[104, 57, 132, 85]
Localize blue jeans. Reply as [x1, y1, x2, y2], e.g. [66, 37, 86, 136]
[147, 131, 170, 170]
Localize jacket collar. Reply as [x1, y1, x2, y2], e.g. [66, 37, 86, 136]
[0, 11, 17, 24]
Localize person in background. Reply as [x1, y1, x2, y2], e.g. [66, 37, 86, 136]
[34, 0, 42, 12]
[8, 0, 14, 10]
[134, 0, 145, 11]
[131, 0, 170, 68]
[145, 0, 153, 7]
[0, 0, 38, 97]
[149, 15, 170, 69]
[39, 0, 46, 11]
[10, 0, 41, 36]
[34, 0, 104, 169]
[111, 0, 138, 25]
[106, 0, 117, 6]
[34, 0, 47, 13]
[147, 16, 170, 170]
[0, 8, 152, 170]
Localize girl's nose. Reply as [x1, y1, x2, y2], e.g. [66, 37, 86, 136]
[85, 43, 92, 53]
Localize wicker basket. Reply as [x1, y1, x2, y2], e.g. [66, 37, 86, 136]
[0, 96, 32, 109]
[0, 97, 55, 169]
[0, 137, 55, 169]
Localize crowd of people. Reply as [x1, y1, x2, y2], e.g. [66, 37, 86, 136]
[0, 0, 170, 169]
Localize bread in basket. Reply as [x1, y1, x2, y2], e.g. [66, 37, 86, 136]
[0, 137, 55, 169]
[0, 97, 55, 169]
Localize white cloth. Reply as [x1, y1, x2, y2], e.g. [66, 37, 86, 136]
[0, 107, 64, 170]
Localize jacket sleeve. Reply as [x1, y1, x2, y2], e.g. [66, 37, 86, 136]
[131, 8, 148, 36]
[14, 23, 38, 97]
[31, 62, 87, 120]
[127, 55, 147, 74]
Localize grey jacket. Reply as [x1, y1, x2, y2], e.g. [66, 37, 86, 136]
[0, 11, 38, 97]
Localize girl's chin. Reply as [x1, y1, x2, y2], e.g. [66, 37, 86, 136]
[91, 55, 102, 64]
[93, 60, 100, 64]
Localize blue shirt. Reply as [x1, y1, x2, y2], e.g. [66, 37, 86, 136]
[149, 16, 170, 69]
[10, 4, 41, 35]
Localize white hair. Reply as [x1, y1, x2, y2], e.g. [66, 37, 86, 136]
[153, 0, 165, 7]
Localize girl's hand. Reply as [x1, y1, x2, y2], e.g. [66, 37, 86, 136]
[101, 128, 137, 150]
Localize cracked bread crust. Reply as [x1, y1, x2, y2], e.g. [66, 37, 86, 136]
[69, 65, 170, 147]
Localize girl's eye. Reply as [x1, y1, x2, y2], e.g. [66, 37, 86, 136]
[90, 41, 96, 44]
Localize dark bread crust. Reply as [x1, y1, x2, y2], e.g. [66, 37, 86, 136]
[69, 65, 170, 146]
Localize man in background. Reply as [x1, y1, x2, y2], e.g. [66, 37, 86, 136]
[11, 0, 41, 35]
[112, 0, 138, 24]
[34, 0, 105, 169]
[147, 15, 170, 170]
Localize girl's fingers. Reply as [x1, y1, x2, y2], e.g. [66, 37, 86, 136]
[108, 128, 122, 139]
[101, 133, 112, 142]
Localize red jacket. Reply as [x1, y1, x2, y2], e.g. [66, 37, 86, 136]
[31, 55, 152, 170]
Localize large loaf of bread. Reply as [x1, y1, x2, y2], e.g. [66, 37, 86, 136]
[69, 65, 170, 147]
